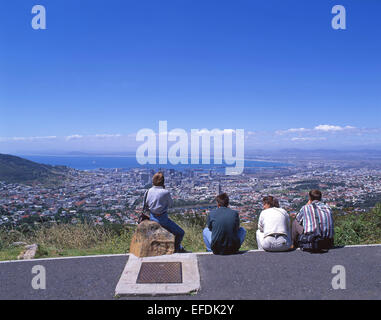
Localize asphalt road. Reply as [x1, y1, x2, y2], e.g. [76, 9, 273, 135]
[0, 246, 380, 300]
[195, 246, 381, 300]
[0, 255, 128, 300]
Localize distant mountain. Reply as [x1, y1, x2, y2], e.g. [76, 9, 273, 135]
[0, 153, 70, 185]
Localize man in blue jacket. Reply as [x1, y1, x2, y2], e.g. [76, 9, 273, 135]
[203, 193, 246, 255]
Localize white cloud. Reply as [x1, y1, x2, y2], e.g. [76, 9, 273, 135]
[65, 134, 83, 141]
[287, 128, 308, 132]
[291, 137, 327, 141]
[276, 124, 356, 135]
[2, 126, 381, 153]
[94, 134, 122, 139]
[0, 136, 57, 142]
[314, 124, 355, 132]
[65, 134, 124, 141]
[276, 127, 309, 135]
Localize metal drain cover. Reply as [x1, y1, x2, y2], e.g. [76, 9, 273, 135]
[136, 262, 183, 284]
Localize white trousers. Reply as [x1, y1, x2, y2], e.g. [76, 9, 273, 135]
[256, 230, 291, 252]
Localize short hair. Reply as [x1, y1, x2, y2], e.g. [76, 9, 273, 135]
[262, 196, 278, 208]
[216, 193, 229, 207]
[309, 189, 322, 201]
[152, 172, 164, 186]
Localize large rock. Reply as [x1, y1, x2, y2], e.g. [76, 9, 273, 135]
[129, 220, 175, 257]
[17, 244, 38, 260]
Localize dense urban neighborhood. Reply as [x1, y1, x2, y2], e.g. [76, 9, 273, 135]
[1, 158, 381, 228]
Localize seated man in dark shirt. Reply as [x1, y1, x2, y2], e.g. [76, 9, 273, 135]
[203, 193, 246, 255]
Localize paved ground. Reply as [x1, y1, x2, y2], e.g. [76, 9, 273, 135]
[0, 255, 128, 300]
[0, 246, 380, 300]
[194, 246, 381, 300]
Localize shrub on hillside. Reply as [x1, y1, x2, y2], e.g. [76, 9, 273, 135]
[333, 204, 381, 246]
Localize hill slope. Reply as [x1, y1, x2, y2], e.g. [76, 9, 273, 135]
[0, 153, 70, 185]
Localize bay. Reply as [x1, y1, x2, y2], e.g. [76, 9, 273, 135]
[19, 155, 289, 171]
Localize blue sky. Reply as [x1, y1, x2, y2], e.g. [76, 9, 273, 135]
[1, 0, 381, 153]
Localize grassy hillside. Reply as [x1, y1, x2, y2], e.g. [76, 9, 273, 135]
[0, 204, 380, 261]
[333, 203, 381, 245]
[0, 153, 69, 185]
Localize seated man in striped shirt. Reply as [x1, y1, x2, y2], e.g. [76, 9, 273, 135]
[291, 189, 334, 249]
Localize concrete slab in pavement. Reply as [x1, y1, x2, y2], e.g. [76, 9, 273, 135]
[115, 253, 200, 297]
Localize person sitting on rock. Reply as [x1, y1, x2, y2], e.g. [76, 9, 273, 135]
[290, 189, 334, 250]
[203, 193, 246, 255]
[146, 172, 188, 253]
[256, 196, 292, 252]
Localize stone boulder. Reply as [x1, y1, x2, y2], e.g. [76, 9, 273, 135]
[12, 241, 27, 247]
[17, 243, 38, 260]
[129, 220, 175, 257]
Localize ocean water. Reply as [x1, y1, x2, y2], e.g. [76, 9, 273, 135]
[20, 155, 289, 171]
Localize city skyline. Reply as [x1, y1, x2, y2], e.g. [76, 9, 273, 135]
[1, 1, 381, 153]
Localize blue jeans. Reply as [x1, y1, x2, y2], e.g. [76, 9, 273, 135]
[203, 227, 247, 252]
[150, 212, 185, 252]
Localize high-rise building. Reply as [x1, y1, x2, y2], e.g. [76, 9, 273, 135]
[140, 173, 149, 184]
[216, 183, 222, 195]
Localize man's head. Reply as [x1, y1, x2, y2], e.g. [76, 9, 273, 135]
[262, 196, 278, 209]
[216, 193, 229, 207]
[152, 172, 165, 187]
[309, 189, 322, 202]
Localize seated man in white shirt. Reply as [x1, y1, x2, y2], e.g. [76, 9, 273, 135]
[256, 196, 292, 252]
